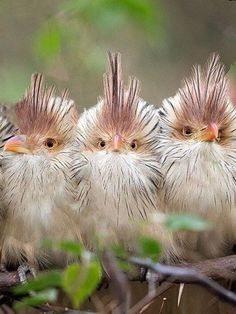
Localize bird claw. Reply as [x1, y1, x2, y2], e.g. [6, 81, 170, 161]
[17, 263, 36, 284]
[146, 269, 161, 283]
[140, 267, 148, 282]
[0, 264, 8, 273]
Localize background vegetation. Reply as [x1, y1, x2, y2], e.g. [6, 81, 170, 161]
[0, 0, 235, 109]
[0, 0, 236, 312]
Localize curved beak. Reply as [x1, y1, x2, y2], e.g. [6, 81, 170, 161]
[112, 134, 122, 151]
[4, 135, 30, 154]
[198, 123, 218, 142]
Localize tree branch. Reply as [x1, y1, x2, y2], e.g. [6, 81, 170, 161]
[102, 251, 130, 314]
[129, 256, 236, 305]
[1, 255, 236, 309]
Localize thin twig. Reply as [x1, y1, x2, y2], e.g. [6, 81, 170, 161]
[102, 251, 130, 314]
[129, 257, 236, 306]
[128, 282, 172, 314]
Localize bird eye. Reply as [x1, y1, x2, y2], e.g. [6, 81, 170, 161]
[130, 140, 138, 150]
[217, 130, 222, 142]
[98, 139, 106, 149]
[183, 126, 193, 137]
[44, 138, 57, 149]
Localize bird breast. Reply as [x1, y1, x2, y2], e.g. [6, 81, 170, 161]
[2, 154, 74, 229]
[160, 140, 236, 217]
[76, 151, 160, 236]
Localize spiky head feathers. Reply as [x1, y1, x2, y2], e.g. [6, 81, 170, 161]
[14, 74, 78, 154]
[160, 54, 236, 144]
[0, 115, 15, 149]
[101, 52, 141, 135]
[16, 74, 78, 139]
[78, 52, 159, 153]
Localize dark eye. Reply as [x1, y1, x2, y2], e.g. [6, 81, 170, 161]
[217, 130, 222, 142]
[183, 126, 193, 137]
[98, 139, 106, 149]
[130, 140, 138, 150]
[44, 138, 57, 149]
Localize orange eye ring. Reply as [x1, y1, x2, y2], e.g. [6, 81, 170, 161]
[98, 139, 106, 149]
[182, 126, 193, 137]
[44, 138, 57, 149]
[130, 140, 138, 150]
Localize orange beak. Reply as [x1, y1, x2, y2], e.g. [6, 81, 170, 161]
[112, 134, 121, 151]
[199, 122, 218, 142]
[4, 135, 30, 154]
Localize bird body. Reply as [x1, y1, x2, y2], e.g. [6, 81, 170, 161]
[0, 111, 15, 234]
[0, 74, 80, 268]
[158, 54, 236, 260]
[73, 53, 165, 250]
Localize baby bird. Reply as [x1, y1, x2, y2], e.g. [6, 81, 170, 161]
[1, 73, 81, 269]
[72, 52, 163, 249]
[0, 106, 15, 151]
[158, 54, 236, 260]
[0, 110, 15, 221]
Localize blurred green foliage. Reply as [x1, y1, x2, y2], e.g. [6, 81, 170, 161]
[32, 0, 162, 75]
[12, 212, 209, 311]
[0, 0, 163, 103]
[14, 289, 58, 310]
[138, 236, 161, 262]
[63, 261, 102, 308]
[165, 213, 212, 232]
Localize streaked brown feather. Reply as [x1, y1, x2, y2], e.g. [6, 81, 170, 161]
[101, 52, 141, 135]
[177, 54, 230, 127]
[16, 73, 78, 139]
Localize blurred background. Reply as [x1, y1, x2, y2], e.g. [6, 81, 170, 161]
[0, 0, 235, 111]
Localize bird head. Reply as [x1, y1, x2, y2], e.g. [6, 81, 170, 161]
[158, 54, 236, 213]
[4, 73, 78, 157]
[2, 73, 78, 213]
[74, 52, 161, 227]
[78, 52, 160, 157]
[160, 54, 235, 145]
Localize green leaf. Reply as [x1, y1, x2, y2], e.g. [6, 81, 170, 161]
[165, 214, 211, 232]
[43, 239, 83, 257]
[117, 260, 134, 273]
[63, 261, 102, 308]
[0, 64, 31, 103]
[13, 271, 62, 295]
[14, 288, 57, 310]
[229, 62, 236, 75]
[111, 244, 128, 259]
[138, 237, 161, 261]
[33, 20, 62, 60]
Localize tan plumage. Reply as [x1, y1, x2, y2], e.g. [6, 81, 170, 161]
[158, 54, 236, 261]
[0, 74, 81, 269]
[72, 52, 167, 251]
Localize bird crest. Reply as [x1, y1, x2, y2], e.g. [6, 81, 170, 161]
[16, 73, 78, 140]
[101, 52, 141, 135]
[0, 115, 15, 149]
[177, 54, 230, 126]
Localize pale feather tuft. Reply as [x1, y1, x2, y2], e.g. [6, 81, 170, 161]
[101, 52, 141, 134]
[0, 115, 15, 149]
[16, 73, 78, 140]
[177, 53, 230, 126]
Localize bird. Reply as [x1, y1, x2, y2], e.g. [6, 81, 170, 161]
[0, 110, 16, 226]
[72, 52, 166, 251]
[157, 54, 236, 261]
[0, 105, 16, 151]
[0, 73, 81, 270]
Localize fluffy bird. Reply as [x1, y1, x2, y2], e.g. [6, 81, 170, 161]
[0, 110, 16, 216]
[0, 109, 15, 152]
[158, 54, 236, 260]
[0, 74, 81, 269]
[72, 52, 163, 249]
